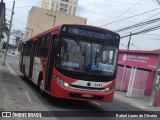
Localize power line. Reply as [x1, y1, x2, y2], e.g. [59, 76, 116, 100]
[152, 0, 159, 5]
[107, 0, 142, 25]
[121, 11, 160, 35]
[101, 0, 142, 27]
[121, 24, 160, 38]
[155, 0, 160, 5]
[100, 7, 160, 27]
[115, 17, 160, 32]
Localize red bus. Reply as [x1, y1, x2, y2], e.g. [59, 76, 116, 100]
[19, 24, 120, 102]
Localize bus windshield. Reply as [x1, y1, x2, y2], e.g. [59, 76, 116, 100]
[57, 37, 118, 76]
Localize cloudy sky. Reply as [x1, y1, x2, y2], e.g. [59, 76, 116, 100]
[3, 0, 160, 50]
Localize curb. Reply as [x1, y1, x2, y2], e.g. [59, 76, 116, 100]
[114, 92, 160, 115]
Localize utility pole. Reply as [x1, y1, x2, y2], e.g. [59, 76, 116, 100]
[46, 13, 56, 27]
[127, 32, 132, 50]
[3, 0, 15, 65]
[149, 0, 160, 107]
[150, 53, 160, 106]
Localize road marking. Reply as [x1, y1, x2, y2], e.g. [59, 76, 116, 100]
[130, 103, 146, 110]
[92, 101, 100, 106]
[135, 103, 146, 110]
[6, 62, 17, 76]
[7, 65, 13, 74]
[25, 91, 32, 104]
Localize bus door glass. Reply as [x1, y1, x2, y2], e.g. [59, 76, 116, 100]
[45, 33, 58, 91]
[29, 41, 36, 78]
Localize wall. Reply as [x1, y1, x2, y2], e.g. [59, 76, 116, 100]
[116, 50, 159, 96]
[144, 71, 155, 95]
[26, 7, 87, 39]
[118, 50, 159, 71]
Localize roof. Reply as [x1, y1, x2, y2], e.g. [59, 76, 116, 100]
[27, 24, 120, 40]
[119, 49, 160, 55]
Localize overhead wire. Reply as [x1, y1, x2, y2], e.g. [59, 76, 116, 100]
[100, 7, 160, 27]
[121, 23, 160, 38]
[115, 17, 160, 32]
[120, 11, 160, 35]
[103, 0, 142, 27]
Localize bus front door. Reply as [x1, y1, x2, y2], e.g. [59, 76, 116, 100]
[29, 41, 36, 78]
[45, 34, 58, 92]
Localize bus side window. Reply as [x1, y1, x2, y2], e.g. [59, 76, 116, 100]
[41, 36, 46, 48]
[26, 42, 29, 56]
[46, 34, 50, 48]
[39, 34, 50, 57]
[35, 39, 41, 57]
[28, 41, 33, 56]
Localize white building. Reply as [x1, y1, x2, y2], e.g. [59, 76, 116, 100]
[41, 0, 79, 16]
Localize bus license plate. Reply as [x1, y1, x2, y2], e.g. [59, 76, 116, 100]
[82, 94, 93, 98]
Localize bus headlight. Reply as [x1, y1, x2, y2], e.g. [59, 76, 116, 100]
[104, 83, 115, 92]
[54, 76, 70, 88]
[64, 82, 69, 87]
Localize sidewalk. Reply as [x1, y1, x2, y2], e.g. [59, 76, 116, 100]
[114, 91, 160, 114]
[0, 57, 34, 111]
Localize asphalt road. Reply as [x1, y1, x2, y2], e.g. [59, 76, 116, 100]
[5, 54, 159, 120]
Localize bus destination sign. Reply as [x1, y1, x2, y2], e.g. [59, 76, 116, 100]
[61, 25, 120, 42]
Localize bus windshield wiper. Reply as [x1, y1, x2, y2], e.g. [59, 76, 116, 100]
[75, 39, 86, 56]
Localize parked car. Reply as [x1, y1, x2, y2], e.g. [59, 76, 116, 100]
[8, 49, 16, 54]
[11, 50, 15, 54]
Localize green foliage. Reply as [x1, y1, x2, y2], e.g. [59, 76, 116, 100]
[2, 41, 6, 49]
[0, 19, 9, 42]
[1, 41, 16, 50]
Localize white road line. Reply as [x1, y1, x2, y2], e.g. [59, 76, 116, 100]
[25, 91, 32, 104]
[130, 103, 146, 110]
[135, 103, 146, 110]
[7, 64, 13, 74]
[6, 62, 17, 75]
[92, 101, 101, 106]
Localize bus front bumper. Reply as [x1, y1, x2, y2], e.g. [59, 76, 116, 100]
[50, 79, 115, 102]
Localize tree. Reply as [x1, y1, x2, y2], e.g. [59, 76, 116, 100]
[0, 19, 9, 42]
[2, 41, 6, 49]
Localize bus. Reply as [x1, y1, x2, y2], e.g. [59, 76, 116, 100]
[19, 24, 120, 102]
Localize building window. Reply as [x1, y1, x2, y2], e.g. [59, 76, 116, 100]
[60, 8, 67, 13]
[61, 0, 69, 2]
[52, 3, 54, 7]
[69, 6, 72, 13]
[74, 7, 76, 15]
[60, 3, 68, 9]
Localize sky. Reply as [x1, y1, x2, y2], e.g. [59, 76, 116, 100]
[3, 0, 160, 50]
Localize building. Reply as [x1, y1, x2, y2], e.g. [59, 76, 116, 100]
[115, 50, 160, 107]
[0, 0, 5, 29]
[26, 6, 86, 39]
[41, 0, 78, 16]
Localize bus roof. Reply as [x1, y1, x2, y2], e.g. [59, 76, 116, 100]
[26, 24, 119, 41]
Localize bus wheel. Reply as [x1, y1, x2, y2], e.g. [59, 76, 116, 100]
[39, 80, 45, 96]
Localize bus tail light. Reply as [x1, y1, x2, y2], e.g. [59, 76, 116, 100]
[54, 75, 70, 88]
